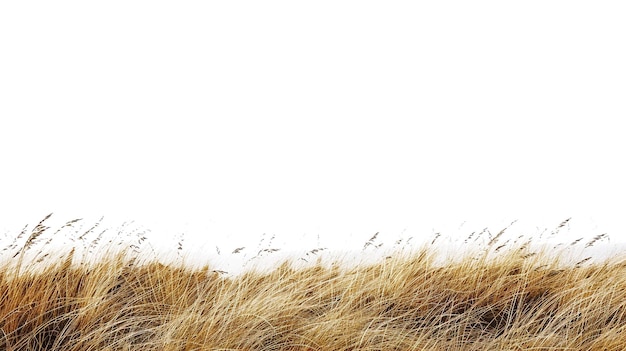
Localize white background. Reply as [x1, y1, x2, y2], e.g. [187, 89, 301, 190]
[1, 2, 625, 269]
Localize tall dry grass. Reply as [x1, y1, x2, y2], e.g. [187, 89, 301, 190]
[1, 215, 625, 350]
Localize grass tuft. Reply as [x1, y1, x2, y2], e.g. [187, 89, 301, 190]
[1, 216, 625, 350]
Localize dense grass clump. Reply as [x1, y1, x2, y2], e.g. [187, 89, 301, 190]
[1, 215, 625, 350]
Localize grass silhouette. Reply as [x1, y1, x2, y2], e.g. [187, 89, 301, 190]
[1, 215, 625, 350]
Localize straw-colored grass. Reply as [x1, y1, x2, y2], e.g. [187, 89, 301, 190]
[1, 215, 625, 350]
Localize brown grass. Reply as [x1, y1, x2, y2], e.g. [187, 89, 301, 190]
[1, 215, 625, 350]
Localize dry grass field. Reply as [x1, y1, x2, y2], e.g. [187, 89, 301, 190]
[1, 215, 625, 350]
